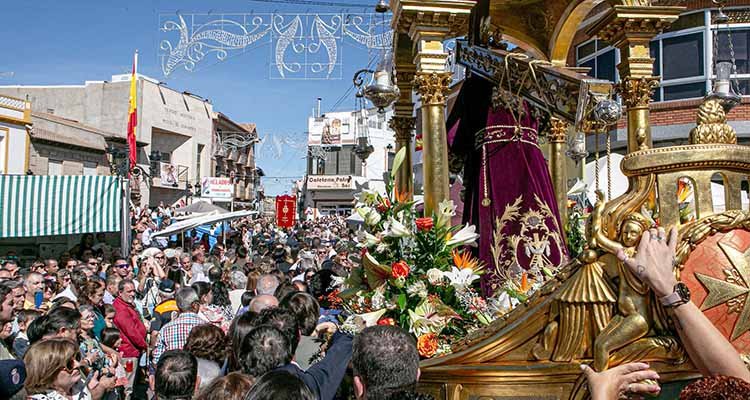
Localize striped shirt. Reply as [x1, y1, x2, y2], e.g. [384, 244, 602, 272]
[152, 312, 204, 364]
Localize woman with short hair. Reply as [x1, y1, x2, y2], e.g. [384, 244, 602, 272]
[184, 324, 227, 389]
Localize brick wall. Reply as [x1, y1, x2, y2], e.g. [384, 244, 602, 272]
[614, 98, 750, 129]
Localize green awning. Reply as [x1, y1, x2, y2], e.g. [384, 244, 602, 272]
[0, 175, 122, 238]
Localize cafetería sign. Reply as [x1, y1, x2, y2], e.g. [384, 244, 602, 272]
[306, 175, 354, 190]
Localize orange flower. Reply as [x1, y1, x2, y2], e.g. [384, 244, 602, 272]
[394, 190, 409, 204]
[377, 318, 395, 326]
[417, 333, 439, 358]
[520, 272, 530, 293]
[451, 249, 484, 273]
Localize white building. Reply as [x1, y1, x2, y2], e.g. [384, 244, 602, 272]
[0, 94, 31, 174]
[303, 107, 396, 218]
[0, 74, 215, 206]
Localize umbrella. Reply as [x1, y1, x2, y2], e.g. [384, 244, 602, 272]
[151, 210, 257, 238]
[174, 200, 229, 215]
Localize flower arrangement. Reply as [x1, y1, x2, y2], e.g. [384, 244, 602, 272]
[338, 149, 494, 358]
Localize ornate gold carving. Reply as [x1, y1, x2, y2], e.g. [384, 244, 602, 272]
[588, 191, 678, 371]
[389, 116, 416, 143]
[689, 99, 738, 145]
[621, 144, 750, 177]
[675, 210, 750, 269]
[617, 77, 659, 109]
[392, 0, 474, 38]
[548, 118, 568, 143]
[532, 250, 616, 362]
[414, 72, 452, 106]
[594, 6, 682, 46]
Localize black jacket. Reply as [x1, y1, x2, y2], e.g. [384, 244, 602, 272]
[278, 331, 353, 400]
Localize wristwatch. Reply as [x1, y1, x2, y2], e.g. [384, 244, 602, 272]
[660, 282, 691, 308]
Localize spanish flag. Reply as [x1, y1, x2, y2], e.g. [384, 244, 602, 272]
[127, 51, 138, 174]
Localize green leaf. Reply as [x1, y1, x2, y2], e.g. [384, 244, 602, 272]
[397, 293, 407, 311]
[390, 147, 407, 180]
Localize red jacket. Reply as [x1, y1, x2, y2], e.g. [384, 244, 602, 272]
[113, 297, 148, 358]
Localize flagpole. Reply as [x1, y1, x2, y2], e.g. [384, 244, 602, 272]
[123, 49, 138, 257]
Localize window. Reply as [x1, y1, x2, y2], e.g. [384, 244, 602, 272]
[48, 160, 62, 175]
[718, 29, 750, 94]
[83, 162, 97, 176]
[196, 144, 204, 180]
[575, 39, 617, 82]
[662, 33, 704, 80]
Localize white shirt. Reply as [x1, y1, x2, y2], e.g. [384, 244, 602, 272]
[228, 289, 244, 315]
[53, 286, 77, 302]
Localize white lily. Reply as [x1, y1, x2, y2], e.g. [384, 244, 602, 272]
[341, 308, 388, 335]
[436, 200, 457, 229]
[357, 189, 379, 206]
[385, 216, 412, 238]
[362, 232, 381, 247]
[446, 224, 480, 247]
[443, 266, 481, 290]
[357, 206, 381, 226]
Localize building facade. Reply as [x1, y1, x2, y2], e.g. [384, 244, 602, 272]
[568, 2, 750, 151]
[303, 108, 396, 218]
[212, 116, 261, 209]
[0, 74, 226, 207]
[0, 94, 31, 174]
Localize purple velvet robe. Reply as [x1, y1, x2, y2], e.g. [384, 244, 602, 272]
[448, 76, 567, 297]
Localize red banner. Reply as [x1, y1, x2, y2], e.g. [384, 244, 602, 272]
[275, 195, 297, 228]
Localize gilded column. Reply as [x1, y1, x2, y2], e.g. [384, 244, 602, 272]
[391, 0, 474, 214]
[389, 65, 416, 200]
[588, 5, 682, 153]
[548, 118, 569, 225]
[415, 71, 452, 214]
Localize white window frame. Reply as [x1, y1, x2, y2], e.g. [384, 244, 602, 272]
[576, 9, 750, 102]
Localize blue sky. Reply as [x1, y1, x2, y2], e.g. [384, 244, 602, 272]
[0, 0, 382, 195]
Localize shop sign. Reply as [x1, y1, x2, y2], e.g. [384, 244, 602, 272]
[307, 175, 354, 190]
[201, 177, 234, 200]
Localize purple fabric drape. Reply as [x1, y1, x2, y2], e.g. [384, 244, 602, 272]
[448, 76, 567, 297]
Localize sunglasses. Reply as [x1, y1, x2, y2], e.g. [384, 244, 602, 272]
[62, 354, 82, 373]
[154, 255, 165, 259]
[115, 264, 129, 269]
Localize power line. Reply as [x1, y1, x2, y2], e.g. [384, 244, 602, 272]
[247, 0, 376, 8]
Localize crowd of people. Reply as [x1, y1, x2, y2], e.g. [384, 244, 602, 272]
[0, 208, 749, 400]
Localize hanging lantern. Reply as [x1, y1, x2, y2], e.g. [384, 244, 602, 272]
[566, 130, 588, 163]
[706, 1, 741, 111]
[351, 1, 399, 114]
[353, 50, 400, 114]
[375, 0, 389, 13]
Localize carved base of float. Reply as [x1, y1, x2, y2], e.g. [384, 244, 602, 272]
[416, 139, 750, 399]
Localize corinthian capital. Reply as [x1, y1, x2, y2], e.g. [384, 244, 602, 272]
[414, 72, 452, 106]
[617, 77, 659, 109]
[548, 118, 569, 144]
[389, 116, 416, 142]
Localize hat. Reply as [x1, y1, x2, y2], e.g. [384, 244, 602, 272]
[272, 245, 286, 259]
[0, 359, 25, 398]
[164, 248, 181, 259]
[158, 279, 176, 294]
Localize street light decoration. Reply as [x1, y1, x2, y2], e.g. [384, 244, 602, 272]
[352, 2, 399, 114]
[706, 0, 741, 112]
